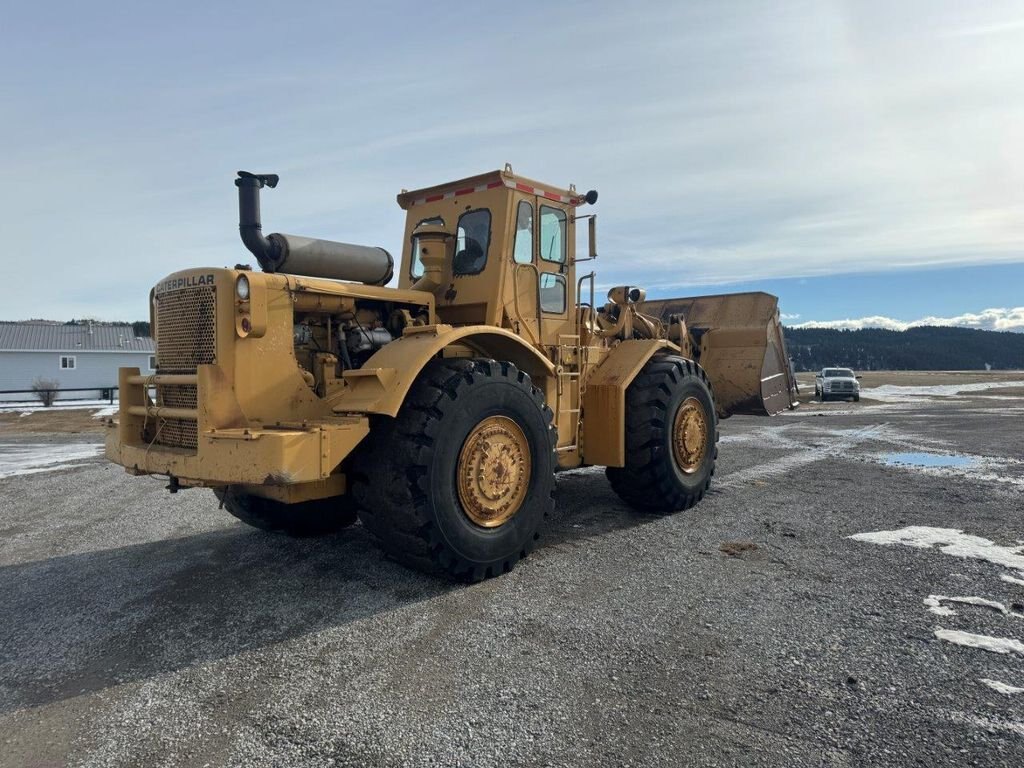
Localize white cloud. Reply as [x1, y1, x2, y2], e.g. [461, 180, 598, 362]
[792, 307, 1024, 332]
[780, 312, 801, 320]
[2, 2, 1024, 319]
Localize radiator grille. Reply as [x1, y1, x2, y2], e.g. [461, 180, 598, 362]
[155, 287, 217, 372]
[156, 384, 199, 450]
[153, 286, 216, 450]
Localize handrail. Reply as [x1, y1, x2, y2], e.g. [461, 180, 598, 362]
[576, 271, 595, 341]
[127, 405, 198, 420]
[126, 374, 197, 386]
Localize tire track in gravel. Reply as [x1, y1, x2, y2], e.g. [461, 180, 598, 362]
[713, 423, 889, 491]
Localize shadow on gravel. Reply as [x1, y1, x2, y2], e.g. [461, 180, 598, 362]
[0, 470, 653, 714]
[0, 525, 449, 713]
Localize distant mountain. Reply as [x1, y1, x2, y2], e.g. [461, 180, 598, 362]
[784, 326, 1024, 371]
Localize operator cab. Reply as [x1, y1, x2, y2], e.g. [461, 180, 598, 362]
[396, 166, 596, 349]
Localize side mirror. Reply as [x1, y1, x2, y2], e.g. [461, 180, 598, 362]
[856, 375, 862, 380]
[588, 215, 597, 259]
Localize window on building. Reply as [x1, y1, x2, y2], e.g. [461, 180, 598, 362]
[149, 355, 157, 370]
[539, 205, 566, 263]
[60, 355, 76, 370]
[513, 201, 533, 264]
[540, 273, 566, 314]
[409, 216, 445, 279]
[452, 209, 491, 275]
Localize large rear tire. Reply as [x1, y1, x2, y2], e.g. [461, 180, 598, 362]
[606, 355, 718, 513]
[351, 359, 556, 582]
[214, 486, 357, 536]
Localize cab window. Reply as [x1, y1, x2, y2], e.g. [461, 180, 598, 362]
[540, 273, 566, 313]
[513, 201, 533, 264]
[409, 216, 444, 279]
[453, 209, 491, 275]
[539, 205, 566, 263]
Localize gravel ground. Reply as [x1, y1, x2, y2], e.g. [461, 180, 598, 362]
[1, 391, 1023, 767]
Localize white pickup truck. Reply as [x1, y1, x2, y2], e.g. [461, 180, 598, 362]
[815, 368, 861, 402]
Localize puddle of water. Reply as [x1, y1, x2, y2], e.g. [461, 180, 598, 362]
[882, 452, 977, 469]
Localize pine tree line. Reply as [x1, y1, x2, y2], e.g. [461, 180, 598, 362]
[784, 326, 1024, 371]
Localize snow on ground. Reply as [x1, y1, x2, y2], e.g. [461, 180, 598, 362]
[861, 381, 1024, 403]
[853, 525, 1024, 723]
[934, 629, 1024, 656]
[924, 595, 1010, 616]
[0, 443, 104, 479]
[981, 679, 1024, 696]
[0, 399, 118, 413]
[849, 526, 1024, 583]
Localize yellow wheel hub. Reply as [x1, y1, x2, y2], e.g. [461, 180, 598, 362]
[672, 397, 709, 474]
[457, 415, 531, 528]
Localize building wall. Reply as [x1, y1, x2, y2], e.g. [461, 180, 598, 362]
[0, 350, 154, 401]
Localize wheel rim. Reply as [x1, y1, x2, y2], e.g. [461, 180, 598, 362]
[672, 396, 709, 474]
[457, 415, 532, 528]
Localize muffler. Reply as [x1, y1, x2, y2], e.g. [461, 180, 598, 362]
[235, 171, 394, 286]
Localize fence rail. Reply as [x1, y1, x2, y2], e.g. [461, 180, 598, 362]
[0, 386, 119, 404]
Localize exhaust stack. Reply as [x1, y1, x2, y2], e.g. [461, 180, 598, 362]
[234, 171, 394, 286]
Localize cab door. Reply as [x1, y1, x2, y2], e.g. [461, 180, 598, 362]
[536, 202, 572, 343]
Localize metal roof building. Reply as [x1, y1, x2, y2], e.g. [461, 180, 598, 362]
[0, 322, 154, 402]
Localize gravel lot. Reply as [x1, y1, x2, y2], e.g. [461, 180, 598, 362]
[1, 386, 1023, 767]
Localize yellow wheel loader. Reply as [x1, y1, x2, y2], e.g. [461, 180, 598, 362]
[106, 166, 798, 581]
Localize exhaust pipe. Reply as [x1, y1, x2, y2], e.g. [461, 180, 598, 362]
[235, 171, 282, 270]
[234, 171, 394, 285]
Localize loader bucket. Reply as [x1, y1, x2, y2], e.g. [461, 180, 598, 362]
[638, 291, 799, 417]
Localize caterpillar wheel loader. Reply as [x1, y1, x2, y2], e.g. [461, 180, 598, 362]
[106, 166, 798, 581]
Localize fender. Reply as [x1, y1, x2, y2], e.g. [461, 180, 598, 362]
[580, 339, 679, 467]
[331, 324, 555, 417]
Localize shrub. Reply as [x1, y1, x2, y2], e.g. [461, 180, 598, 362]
[32, 377, 60, 407]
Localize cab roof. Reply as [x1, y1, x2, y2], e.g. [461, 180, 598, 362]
[396, 168, 581, 210]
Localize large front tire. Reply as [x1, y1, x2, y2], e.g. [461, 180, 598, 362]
[606, 356, 718, 513]
[352, 359, 556, 582]
[214, 486, 357, 536]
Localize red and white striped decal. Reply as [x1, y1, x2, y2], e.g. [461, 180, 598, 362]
[410, 178, 583, 207]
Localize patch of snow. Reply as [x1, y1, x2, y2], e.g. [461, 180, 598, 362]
[924, 600, 956, 616]
[924, 595, 1008, 616]
[91, 405, 118, 418]
[861, 380, 1024, 403]
[934, 629, 1024, 655]
[0, 399, 118, 413]
[852, 526, 1024, 590]
[980, 679, 1024, 696]
[849, 526, 1024, 571]
[0, 443, 104, 479]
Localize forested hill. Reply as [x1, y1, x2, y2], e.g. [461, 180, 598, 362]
[783, 326, 1024, 371]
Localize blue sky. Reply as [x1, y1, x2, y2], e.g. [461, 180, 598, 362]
[2, 0, 1022, 329]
